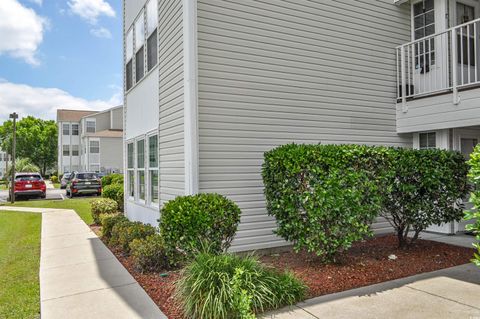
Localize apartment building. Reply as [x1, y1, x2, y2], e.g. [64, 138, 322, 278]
[123, 0, 480, 252]
[57, 106, 124, 175]
[0, 150, 9, 179]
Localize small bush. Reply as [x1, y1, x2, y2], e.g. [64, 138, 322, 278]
[159, 193, 241, 258]
[381, 148, 470, 247]
[130, 234, 180, 272]
[100, 213, 127, 239]
[263, 144, 389, 260]
[91, 198, 118, 224]
[176, 253, 306, 319]
[103, 183, 124, 211]
[110, 221, 156, 253]
[102, 173, 124, 187]
[50, 175, 58, 184]
[466, 144, 480, 268]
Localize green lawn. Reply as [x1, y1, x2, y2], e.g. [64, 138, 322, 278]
[0, 211, 41, 319]
[5, 198, 95, 225]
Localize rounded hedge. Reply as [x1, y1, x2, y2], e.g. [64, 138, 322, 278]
[91, 198, 118, 224]
[100, 213, 127, 239]
[103, 183, 124, 211]
[130, 234, 179, 272]
[159, 193, 241, 257]
[110, 220, 157, 253]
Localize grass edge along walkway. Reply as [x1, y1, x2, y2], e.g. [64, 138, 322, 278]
[0, 211, 41, 319]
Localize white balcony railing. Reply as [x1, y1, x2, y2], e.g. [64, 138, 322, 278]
[397, 18, 480, 105]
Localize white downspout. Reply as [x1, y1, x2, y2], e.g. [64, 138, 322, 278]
[183, 0, 199, 195]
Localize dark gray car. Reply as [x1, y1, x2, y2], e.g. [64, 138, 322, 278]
[66, 172, 102, 198]
[60, 172, 73, 189]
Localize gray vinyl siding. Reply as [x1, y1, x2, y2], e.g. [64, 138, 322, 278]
[111, 107, 124, 130]
[397, 88, 480, 133]
[197, 0, 413, 252]
[158, 0, 184, 204]
[99, 137, 123, 173]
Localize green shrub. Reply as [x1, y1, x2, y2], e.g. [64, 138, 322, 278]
[100, 213, 127, 239]
[103, 183, 124, 211]
[465, 144, 480, 268]
[110, 221, 156, 253]
[91, 198, 118, 224]
[101, 173, 124, 187]
[263, 144, 390, 260]
[130, 234, 180, 272]
[381, 148, 470, 247]
[50, 175, 58, 184]
[159, 193, 241, 258]
[175, 253, 306, 319]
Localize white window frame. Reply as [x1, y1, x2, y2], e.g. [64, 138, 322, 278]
[146, 0, 158, 72]
[72, 124, 79, 136]
[126, 141, 135, 200]
[62, 144, 70, 156]
[62, 123, 70, 136]
[419, 131, 437, 149]
[86, 119, 96, 134]
[136, 137, 146, 204]
[147, 132, 159, 207]
[72, 144, 79, 156]
[89, 140, 100, 154]
[126, 26, 134, 91]
[134, 10, 146, 83]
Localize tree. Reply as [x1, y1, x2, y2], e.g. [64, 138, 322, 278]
[6, 158, 40, 177]
[0, 116, 57, 176]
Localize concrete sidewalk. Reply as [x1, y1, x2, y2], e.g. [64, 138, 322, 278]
[0, 206, 167, 319]
[263, 233, 480, 319]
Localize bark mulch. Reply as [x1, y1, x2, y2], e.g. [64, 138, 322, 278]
[92, 226, 474, 319]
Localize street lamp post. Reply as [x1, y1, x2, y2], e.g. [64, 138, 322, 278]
[9, 112, 18, 204]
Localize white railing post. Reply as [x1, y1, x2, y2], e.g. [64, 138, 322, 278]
[401, 46, 407, 112]
[451, 28, 460, 105]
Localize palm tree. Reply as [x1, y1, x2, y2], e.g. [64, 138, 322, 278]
[6, 158, 41, 178]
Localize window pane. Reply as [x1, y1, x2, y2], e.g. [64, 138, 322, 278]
[147, 30, 158, 71]
[90, 141, 100, 153]
[86, 121, 96, 133]
[136, 47, 144, 82]
[135, 11, 145, 50]
[419, 133, 428, 149]
[427, 132, 436, 148]
[150, 170, 159, 204]
[128, 171, 135, 197]
[63, 124, 70, 135]
[137, 140, 145, 168]
[149, 135, 158, 167]
[72, 145, 79, 156]
[72, 124, 79, 136]
[126, 60, 133, 90]
[127, 143, 134, 169]
[138, 170, 145, 200]
[425, 0, 434, 11]
[414, 2, 424, 16]
[425, 11, 435, 25]
[63, 145, 70, 156]
[147, 0, 158, 35]
[126, 28, 133, 61]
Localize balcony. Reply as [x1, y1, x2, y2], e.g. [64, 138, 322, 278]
[396, 18, 480, 134]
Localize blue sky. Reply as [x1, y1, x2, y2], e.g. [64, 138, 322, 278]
[0, 0, 123, 121]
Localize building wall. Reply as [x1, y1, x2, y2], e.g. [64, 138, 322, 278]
[99, 137, 123, 173]
[158, 0, 185, 205]
[196, 0, 413, 251]
[111, 107, 124, 130]
[58, 121, 81, 174]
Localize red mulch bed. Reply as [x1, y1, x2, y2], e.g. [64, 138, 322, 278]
[92, 226, 474, 319]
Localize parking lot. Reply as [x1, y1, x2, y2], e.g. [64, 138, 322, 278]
[0, 187, 99, 203]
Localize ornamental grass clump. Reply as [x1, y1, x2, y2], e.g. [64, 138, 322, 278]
[175, 253, 306, 319]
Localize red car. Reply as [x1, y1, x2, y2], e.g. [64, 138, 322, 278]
[10, 173, 47, 200]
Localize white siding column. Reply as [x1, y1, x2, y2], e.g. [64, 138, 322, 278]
[183, 0, 199, 195]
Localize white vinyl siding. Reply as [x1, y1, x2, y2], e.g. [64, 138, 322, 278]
[196, 0, 413, 252]
[158, 0, 184, 205]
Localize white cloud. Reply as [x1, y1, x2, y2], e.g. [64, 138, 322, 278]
[68, 0, 115, 24]
[0, 0, 47, 65]
[0, 81, 122, 122]
[90, 27, 112, 38]
[30, 0, 42, 5]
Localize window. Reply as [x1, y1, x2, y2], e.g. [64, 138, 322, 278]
[72, 124, 79, 136]
[148, 135, 159, 205]
[72, 145, 79, 156]
[135, 11, 145, 82]
[146, 0, 158, 71]
[413, 0, 435, 73]
[137, 139, 146, 201]
[86, 120, 96, 133]
[456, 3, 476, 66]
[126, 28, 134, 90]
[127, 142, 135, 198]
[90, 140, 100, 154]
[63, 145, 70, 156]
[63, 123, 70, 136]
[419, 132, 436, 149]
